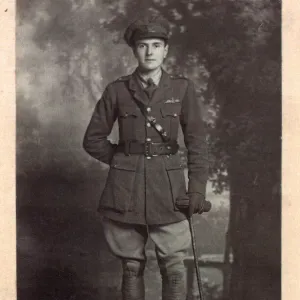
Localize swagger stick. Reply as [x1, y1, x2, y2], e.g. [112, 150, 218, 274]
[188, 215, 204, 300]
[176, 197, 211, 300]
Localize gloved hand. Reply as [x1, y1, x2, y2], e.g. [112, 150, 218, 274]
[176, 193, 210, 217]
[187, 193, 206, 217]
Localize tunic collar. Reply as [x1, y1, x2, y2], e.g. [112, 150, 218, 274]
[136, 67, 162, 88]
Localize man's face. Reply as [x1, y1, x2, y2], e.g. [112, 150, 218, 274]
[133, 38, 169, 72]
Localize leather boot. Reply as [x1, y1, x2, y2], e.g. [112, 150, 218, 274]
[161, 271, 186, 300]
[122, 259, 145, 300]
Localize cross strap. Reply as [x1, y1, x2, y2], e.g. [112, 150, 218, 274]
[132, 99, 170, 142]
[146, 114, 169, 142]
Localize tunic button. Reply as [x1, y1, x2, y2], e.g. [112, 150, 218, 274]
[146, 138, 151, 142]
[146, 107, 151, 112]
[147, 122, 151, 127]
[173, 113, 178, 117]
[146, 156, 151, 160]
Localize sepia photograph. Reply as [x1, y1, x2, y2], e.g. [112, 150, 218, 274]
[16, 1, 281, 299]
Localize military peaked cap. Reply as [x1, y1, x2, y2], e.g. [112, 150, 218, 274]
[124, 14, 170, 47]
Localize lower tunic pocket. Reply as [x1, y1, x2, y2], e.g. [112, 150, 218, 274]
[163, 155, 187, 211]
[99, 155, 138, 213]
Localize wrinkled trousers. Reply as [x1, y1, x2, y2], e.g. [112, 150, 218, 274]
[101, 217, 191, 300]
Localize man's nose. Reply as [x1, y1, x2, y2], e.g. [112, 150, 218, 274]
[146, 46, 153, 56]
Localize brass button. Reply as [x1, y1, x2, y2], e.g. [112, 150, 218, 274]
[146, 156, 151, 160]
[173, 113, 178, 117]
[146, 107, 151, 112]
[146, 138, 151, 142]
[147, 122, 151, 127]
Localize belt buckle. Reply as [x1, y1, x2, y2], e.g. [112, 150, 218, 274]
[145, 141, 159, 157]
[144, 141, 152, 157]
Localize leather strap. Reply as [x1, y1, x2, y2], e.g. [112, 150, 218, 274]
[116, 141, 179, 156]
[131, 98, 171, 142]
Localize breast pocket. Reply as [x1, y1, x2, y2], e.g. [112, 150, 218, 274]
[118, 106, 140, 141]
[160, 103, 182, 139]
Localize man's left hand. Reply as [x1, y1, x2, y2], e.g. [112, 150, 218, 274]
[188, 193, 206, 217]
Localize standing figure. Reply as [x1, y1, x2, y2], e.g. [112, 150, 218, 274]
[83, 14, 209, 300]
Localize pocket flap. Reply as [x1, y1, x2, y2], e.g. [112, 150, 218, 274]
[110, 154, 138, 171]
[119, 106, 139, 117]
[161, 103, 181, 118]
[163, 154, 183, 170]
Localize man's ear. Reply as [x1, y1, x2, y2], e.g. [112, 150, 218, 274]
[164, 44, 169, 58]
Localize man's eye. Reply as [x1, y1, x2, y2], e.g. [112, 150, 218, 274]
[138, 44, 146, 49]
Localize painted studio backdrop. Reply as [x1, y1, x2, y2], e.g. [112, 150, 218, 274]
[17, 1, 281, 300]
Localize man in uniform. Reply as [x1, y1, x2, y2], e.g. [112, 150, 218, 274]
[83, 14, 209, 300]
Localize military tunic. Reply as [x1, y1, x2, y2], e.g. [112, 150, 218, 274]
[83, 68, 208, 225]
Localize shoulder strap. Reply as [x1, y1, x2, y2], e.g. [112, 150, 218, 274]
[114, 75, 131, 83]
